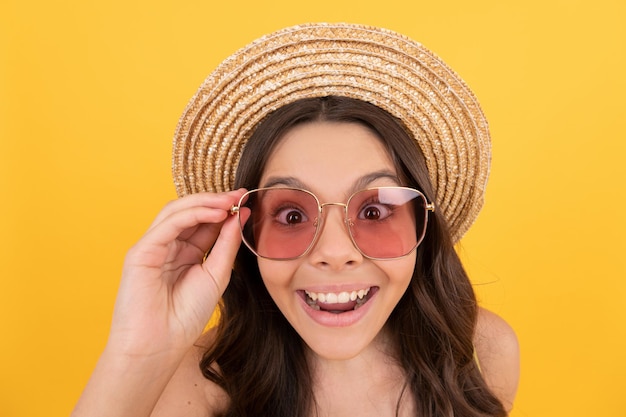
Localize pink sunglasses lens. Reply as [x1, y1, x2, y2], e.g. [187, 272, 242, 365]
[242, 188, 319, 259]
[346, 188, 425, 259]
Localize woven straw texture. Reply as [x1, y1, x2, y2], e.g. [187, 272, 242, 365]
[172, 22, 491, 242]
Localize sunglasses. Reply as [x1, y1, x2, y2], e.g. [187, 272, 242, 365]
[230, 186, 435, 260]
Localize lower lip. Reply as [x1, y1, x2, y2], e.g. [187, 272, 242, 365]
[298, 289, 378, 327]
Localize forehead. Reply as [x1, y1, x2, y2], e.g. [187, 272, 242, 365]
[260, 121, 398, 193]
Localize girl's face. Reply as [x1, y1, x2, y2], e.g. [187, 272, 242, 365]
[257, 121, 416, 361]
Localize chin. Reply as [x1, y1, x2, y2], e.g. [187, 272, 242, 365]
[304, 338, 370, 361]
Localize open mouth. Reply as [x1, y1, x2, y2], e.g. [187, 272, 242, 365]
[301, 287, 377, 313]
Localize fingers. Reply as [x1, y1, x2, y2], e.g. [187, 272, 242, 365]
[146, 189, 246, 233]
[135, 206, 225, 260]
[127, 189, 247, 268]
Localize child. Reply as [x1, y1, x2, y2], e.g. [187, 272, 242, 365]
[72, 23, 519, 417]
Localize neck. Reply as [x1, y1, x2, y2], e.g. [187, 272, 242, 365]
[306, 329, 414, 417]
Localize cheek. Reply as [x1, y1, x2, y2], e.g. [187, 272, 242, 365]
[257, 259, 297, 293]
[387, 253, 417, 288]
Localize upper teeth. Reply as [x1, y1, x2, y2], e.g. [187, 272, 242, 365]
[305, 288, 370, 304]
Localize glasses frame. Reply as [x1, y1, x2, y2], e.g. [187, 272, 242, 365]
[230, 186, 435, 261]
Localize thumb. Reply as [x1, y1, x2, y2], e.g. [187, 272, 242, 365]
[201, 209, 249, 295]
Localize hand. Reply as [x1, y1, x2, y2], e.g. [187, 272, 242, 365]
[106, 189, 249, 359]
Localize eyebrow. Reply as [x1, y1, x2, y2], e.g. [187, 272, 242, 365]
[261, 170, 401, 193]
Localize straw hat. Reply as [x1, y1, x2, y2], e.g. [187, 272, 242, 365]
[172, 23, 491, 243]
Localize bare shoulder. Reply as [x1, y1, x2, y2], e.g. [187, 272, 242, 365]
[474, 308, 520, 413]
[151, 328, 228, 417]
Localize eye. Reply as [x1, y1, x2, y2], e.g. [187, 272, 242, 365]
[275, 207, 309, 225]
[358, 203, 393, 221]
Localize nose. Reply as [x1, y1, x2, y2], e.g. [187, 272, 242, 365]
[307, 203, 363, 269]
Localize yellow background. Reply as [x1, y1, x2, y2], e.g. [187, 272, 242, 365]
[1, 0, 625, 416]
